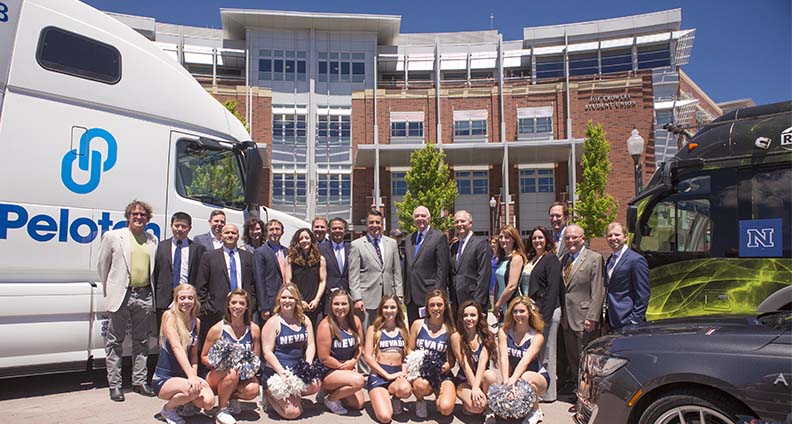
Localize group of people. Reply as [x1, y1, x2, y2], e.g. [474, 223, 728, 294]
[97, 200, 650, 424]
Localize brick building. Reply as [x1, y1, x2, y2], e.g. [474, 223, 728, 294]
[112, 8, 720, 241]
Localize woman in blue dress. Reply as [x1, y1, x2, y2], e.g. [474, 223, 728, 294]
[260, 283, 321, 419]
[153, 284, 214, 424]
[408, 289, 456, 419]
[201, 289, 261, 424]
[493, 225, 528, 320]
[497, 296, 549, 424]
[315, 289, 365, 415]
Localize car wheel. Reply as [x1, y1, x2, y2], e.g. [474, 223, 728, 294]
[638, 391, 747, 424]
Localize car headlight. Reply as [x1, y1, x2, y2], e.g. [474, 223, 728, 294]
[585, 353, 628, 377]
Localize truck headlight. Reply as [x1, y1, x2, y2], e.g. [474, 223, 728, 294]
[586, 354, 628, 377]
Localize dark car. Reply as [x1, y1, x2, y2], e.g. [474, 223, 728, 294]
[574, 311, 791, 424]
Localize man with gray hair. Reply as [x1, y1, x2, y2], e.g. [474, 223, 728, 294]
[404, 205, 450, 323]
[449, 210, 491, 309]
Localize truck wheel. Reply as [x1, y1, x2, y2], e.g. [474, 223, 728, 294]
[638, 391, 749, 424]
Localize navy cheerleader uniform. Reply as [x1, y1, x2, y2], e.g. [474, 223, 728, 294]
[366, 329, 405, 390]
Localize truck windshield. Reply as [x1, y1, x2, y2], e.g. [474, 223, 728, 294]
[175, 140, 245, 210]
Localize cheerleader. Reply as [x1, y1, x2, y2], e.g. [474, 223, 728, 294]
[408, 289, 456, 418]
[497, 296, 550, 424]
[315, 289, 365, 414]
[201, 289, 260, 424]
[364, 294, 412, 423]
[152, 284, 214, 424]
[260, 283, 321, 419]
[450, 301, 499, 423]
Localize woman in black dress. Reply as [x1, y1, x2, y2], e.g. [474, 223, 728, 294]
[284, 228, 327, 326]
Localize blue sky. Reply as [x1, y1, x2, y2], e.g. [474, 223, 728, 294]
[84, 0, 791, 106]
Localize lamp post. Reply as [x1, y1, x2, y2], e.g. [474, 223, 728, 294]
[489, 196, 497, 236]
[627, 128, 645, 196]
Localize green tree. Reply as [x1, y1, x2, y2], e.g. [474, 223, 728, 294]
[395, 144, 458, 233]
[574, 121, 618, 238]
[223, 99, 247, 127]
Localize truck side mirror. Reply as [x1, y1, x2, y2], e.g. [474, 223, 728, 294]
[627, 205, 638, 234]
[244, 143, 264, 219]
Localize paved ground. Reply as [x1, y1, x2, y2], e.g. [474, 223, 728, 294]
[0, 369, 576, 423]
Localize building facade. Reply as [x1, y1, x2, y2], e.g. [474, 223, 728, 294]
[112, 8, 719, 241]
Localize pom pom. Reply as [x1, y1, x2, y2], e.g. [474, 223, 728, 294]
[487, 379, 537, 419]
[266, 369, 306, 400]
[405, 349, 425, 381]
[233, 349, 261, 381]
[419, 350, 445, 390]
[311, 358, 330, 380]
[291, 358, 319, 384]
[207, 338, 235, 371]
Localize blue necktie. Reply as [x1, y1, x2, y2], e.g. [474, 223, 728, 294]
[172, 239, 183, 287]
[456, 237, 466, 265]
[414, 232, 423, 256]
[372, 238, 383, 264]
[335, 244, 345, 271]
[229, 250, 238, 290]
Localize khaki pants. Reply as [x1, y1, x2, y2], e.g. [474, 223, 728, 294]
[105, 287, 153, 389]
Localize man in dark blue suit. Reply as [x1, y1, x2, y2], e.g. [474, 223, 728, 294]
[605, 222, 650, 330]
[319, 217, 350, 313]
[253, 219, 288, 322]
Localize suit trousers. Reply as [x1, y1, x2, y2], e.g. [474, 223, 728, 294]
[105, 288, 153, 389]
[540, 307, 561, 402]
[406, 302, 422, 325]
[561, 323, 598, 391]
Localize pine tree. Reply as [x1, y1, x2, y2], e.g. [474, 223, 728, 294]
[395, 144, 458, 233]
[574, 121, 618, 238]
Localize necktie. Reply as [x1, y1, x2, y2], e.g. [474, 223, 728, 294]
[172, 239, 183, 287]
[563, 254, 574, 284]
[607, 252, 619, 276]
[372, 238, 383, 265]
[414, 232, 423, 257]
[456, 237, 466, 265]
[229, 250, 238, 290]
[335, 244, 345, 271]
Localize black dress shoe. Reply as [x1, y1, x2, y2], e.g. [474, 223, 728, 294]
[568, 404, 578, 414]
[132, 383, 155, 397]
[109, 388, 125, 402]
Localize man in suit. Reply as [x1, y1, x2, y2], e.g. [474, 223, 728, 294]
[192, 209, 226, 251]
[312, 216, 329, 245]
[97, 200, 158, 402]
[604, 222, 650, 331]
[196, 223, 257, 369]
[253, 219, 288, 322]
[152, 212, 206, 330]
[319, 217, 350, 313]
[404, 205, 450, 324]
[348, 210, 403, 334]
[449, 210, 491, 310]
[549, 202, 569, 259]
[559, 224, 605, 413]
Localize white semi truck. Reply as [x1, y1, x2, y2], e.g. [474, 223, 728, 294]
[0, 0, 306, 377]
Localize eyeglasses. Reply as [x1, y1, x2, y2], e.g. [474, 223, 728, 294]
[130, 212, 147, 217]
[564, 235, 582, 241]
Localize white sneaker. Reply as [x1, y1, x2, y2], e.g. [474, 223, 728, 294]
[484, 411, 497, 424]
[391, 397, 402, 415]
[228, 399, 242, 414]
[415, 399, 428, 418]
[178, 403, 199, 417]
[215, 408, 237, 424]
[522, 408, 543, 424]
[323, 397, 349, 415]
[160, 406, 186, 424]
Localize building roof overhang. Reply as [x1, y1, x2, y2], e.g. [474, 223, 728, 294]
[354, 140, 584, 167]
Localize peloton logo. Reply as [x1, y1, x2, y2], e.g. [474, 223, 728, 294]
[61, 128, 118, 194]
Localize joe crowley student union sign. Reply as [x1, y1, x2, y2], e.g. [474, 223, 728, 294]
[585, 94, 638, 111]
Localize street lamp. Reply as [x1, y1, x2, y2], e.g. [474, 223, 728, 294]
[489, 196, 497, 236]
[627, 127, 645, 196]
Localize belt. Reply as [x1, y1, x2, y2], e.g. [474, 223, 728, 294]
[128, 285, 150, 293]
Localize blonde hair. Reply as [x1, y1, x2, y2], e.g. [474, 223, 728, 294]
[273, 283, 306, 324]
[370, 294, 409, 358]
[502, 296, 544, 333]
[161, 284, 200, 350]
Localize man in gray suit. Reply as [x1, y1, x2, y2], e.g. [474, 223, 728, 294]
[349, 210, 402, 332]
[404, 205, 450, 324]
[549, 202, 569, 259]
[559, 224, 605, 412]
[449, 210, 491, 310]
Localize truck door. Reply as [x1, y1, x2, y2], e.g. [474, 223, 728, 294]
[0, 0, 22, 120]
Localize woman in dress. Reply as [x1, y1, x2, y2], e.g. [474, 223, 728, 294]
[497, 296, 549, 424]
[408, 289, 456, 419]
[315, 289, 365, 415]
[450, 301, 499, 423]
[493, 225, 529, 319]
[364, 294, 412, 423]
[260, 283, 321, 419]
[201, 289, 261, 424]
[284, 228, 326, 326]
[240, 218, 264, 252]
[153, 284, 214, 424]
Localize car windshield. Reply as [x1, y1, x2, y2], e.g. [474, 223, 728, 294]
[757, 311, 792, 331]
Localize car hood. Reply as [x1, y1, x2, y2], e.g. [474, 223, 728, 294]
[589, 315, 782, 355]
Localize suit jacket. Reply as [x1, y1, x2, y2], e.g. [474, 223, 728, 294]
[196, 248, 256, 320]
[97, 228, 158, 313]
[527, 252, 561, 325]
[404, 227, 450, 306]
[560, 248, 605, 333]
[449, 235, 491, 309]
[553, 226, 569, 259]
[319, 240, 350, 294]
[605, 248, 650, 329]
[348, 235, 402, 309]
[152, 237, 206, 310]
[253, 242, 287, 314]
[193, 232, 219, 252]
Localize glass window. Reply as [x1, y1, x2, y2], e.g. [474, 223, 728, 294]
[390, 122, 407, 137]
[392, 172, 407, 196]
[454, 119, 488, 138]
[352, 62, 365, 82]
[408, 121, 423, 137]
[317, 114, 351, 145]
[518, 116, 553, 136]
[318, 61, 328, 82]
[520, 169, 554, 194]
[272, 112, 307, 144]
[569, 52, 598, 76]
[454, 120, 470, 136]
[601, 49, 632, 74]
[317, 174, 351, 205]
[536, 56, 564, 79]
[272, 174, 307, 205]
[638, 44, 671, 70]
[455, 171, 488, 195]
[175, 140, 245, 210]
[36, 26, 121, 84]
